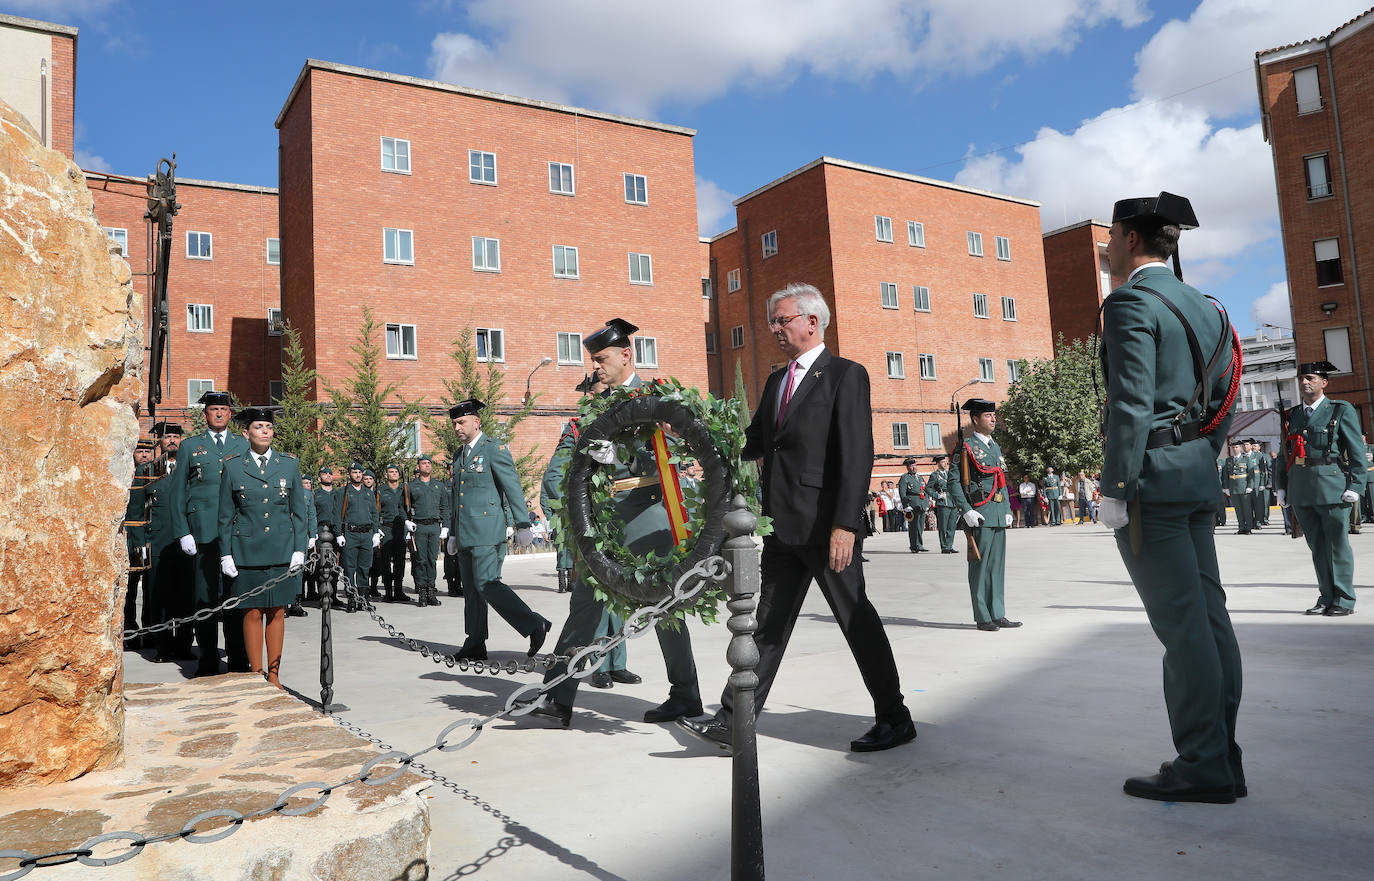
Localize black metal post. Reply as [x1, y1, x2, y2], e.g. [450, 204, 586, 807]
[318, 529, 337, 713]
[723, 494, 763, 881]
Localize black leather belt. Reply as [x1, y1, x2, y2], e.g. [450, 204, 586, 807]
[1145, 421, 1201, 449]
[347, 524, 373, 533]
[415, 518, 440, 525]
[1297, 455, 1336, 466]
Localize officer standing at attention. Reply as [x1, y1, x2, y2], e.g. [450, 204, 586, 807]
[123, 438, 156, 648]
[1042, 467, 1063, 525]
[405, 453, 450, 607]
[949, 399, 1020, 631]
[1251, 439, 1272, 528]
[1098, 191, 1244, 804]
[1362, 434, 1374, 523]
[361, 469, 384, 599]
[314, 467, 341, 600]
[439, 458, 464, 599]
[1223, 440, 1253, 534]
[896, 457, 930, 553]
[375, 464, 408, 602]
[445, 399, 549, 660]
[1276, 361, 1365, 616]
[925, 454, 959, 553]
[288, 474, 317, 617]
[337, 462, 381, 611]
[145, 422, 194, 663]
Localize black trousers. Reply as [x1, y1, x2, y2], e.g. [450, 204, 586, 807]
[719, 536, 908, 726]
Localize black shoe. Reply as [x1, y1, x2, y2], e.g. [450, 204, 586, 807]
[286, 603, 308, 618]
[1123, 764, 1236, 804]
[942, 548, 957, 554]
[1305, 603, 1330, 615]
[193, 665, 221, 678]
[976, 621, 999, 631]
[589, 671, 613, 689]
[993, 617, 1022, 628]
[916, 547, 930, 553]
[456, 644, 488, 661]
[1324, 606, 1354, 617]
[528, 619, 552, 657]
[850, 718, 917, 752]
[677, 716, 732, 754]
[528, 697, 573, 728]
[608, 669, 642, 685]
[644, 696, 704, 723]
[1160, 761, 1247, 798]
[447, 585, 463, 597]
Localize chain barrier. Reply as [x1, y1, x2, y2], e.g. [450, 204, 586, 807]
[3, 556, 729, 879]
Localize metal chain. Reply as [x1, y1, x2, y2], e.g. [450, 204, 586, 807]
[2, 556, 729, 879]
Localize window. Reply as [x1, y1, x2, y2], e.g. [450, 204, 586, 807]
[892, 423, 910, 449]
[266, 237, 280, 265]
[633, 336, 658, 368]
[978, 357, 995, 382]
[267, 307, 284, 336]
[384, 228, 413, 264]
[475, 328, 504, 362]
[553, 245, 579, 278]
[1006, 359, 1023, 383]
[702, 277, 713, 299]
[624, 173, 647, 205]
[919, 353, 936, 380]
[473, 236, 501, 272]
[875, 215, 893, 242]
[628, 252, 653, 285]
[385, 323, 417, 359]
[469, 150, 497, 184]
[886, 352, 905, 379]
[187, 303, 213, 333]
[761, 230, 778, 258]
[907, 221, 925, 248]
[973, 292, 989, 318]
[967, 231, 983, 257]
[730, 325, 745, 348]
[1305, 154, 1332, 199]
[556, 332, 582, 365]
[995, 236, 1011, 261]
[880, 282, 899, 309]
[549, 161, 575, 195]
[1295, 65, 1321, 114]
[188, 378, 214, 402]
[1315, 238, 1343, 287]
[403, 422, 422, 457]
[924, 423, 943, 450]
[381, 137, 410, 173]
[912, 285, 930, 312]
[269, 381, 284, 403]
[186, 231, 212, 260]
[727, 268, 741, 292]
[104, 227, 128, 257]
[1001, 296, 1017, 321]
[1324, 327, 1352, 374]
[705, 331, 717, 354]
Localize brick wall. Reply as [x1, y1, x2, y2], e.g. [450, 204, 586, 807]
[49, 33, 74, 158]
[1042, 221, 1110, 344]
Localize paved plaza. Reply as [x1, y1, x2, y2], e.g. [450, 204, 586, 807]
[123, 522, 1374, 880]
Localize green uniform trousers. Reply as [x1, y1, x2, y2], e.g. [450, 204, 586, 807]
[1293, 504, 1357, 610]
[1230, 493, 1253, 532]
[595, 607, 628, 673]
[1047, 501, 1063, 525]
[936, 508, 958, 552]
[1114, 500, 1243, 790]
[965, 526, 1007, 624]
[458, 544, 544, 645]
[410, 524, 440, 588]
[190, 539, 247, 671]
[1255, 489, 1270, 525]
[341, 535, 374, 595]
[907, 512, 926, 551]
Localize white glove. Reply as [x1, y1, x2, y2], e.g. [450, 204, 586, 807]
[1099, 497, 1129, 529]
[439, 527, 449, 540]
[1246, 487, 1254, 494]
[220, 555, 238, 578]
[289, 551, 305, 571]
[938, 492, 947, 500]
[405, 520, 416, 533]
[516, 527, 534, 548]
[588, 440, 616, 465]
[372, 532, 382, 548]
[1342, 489, 1360, 504]
[1005, 514, 1013, 527]
[179, 535, 197, 556]
[446, 536, 458, 555]
[1276, 489, 1287, 507]
[308, 536, 317, 549]
[505, 526, 514, 539]
[336, 534, 346, 547]
[963, 509, 984, 528]
[1223, 489, 1231, 496]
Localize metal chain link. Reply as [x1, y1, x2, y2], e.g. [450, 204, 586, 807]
[2, 556, 729, 879]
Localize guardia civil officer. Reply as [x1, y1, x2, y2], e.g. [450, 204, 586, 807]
[337, 462, 381, 611]
[1098, 192, 1244, 804]
[313, 467, 341, 601]
[123, 438, 156, 648]
[896, 457, 930, 553]
[1222, 440, 1254, 534]
[1042, 467, 1063, 525]
[375, 464, 408, 601]
[217, 407, 307, 688]
[445, 399, 550, 660]
[438, 458, 463, 598]
[405, 453, 450, 607]
[1276, 361, 1366, 616]
[1251, 439, 1272, 527]
[948, 399, 1020, 630]
[925, 454, 959, 553]
[144, 422, 195, 662]
[288, 474, 317, 617]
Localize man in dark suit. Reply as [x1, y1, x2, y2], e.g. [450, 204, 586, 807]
[680, 283, 915, 753]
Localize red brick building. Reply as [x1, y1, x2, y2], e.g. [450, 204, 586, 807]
[706, 157, 1054, 483]
[0, 13, 75, 159]
[275, 60, 706, 460]
[1041, 219, 1113, 344]
[1257, 9, 1374, 429]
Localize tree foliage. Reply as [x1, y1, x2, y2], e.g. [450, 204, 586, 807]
[271, 321, 327, 476]
[321, 306, 423, 475]
[996, 335, 1103, 479]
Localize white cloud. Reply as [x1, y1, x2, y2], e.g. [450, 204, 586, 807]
[696, 177, 736, 238]
[429, 0, 1147, 117]
[75, 149, 113, 172]
[1251, 281, 1292, 329]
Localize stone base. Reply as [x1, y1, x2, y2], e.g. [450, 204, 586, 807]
[0, 676, 429, 880]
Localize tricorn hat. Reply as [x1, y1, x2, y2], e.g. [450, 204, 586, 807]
[902, 457, 917, 466]
[1297, 360, 1338, 377]
[236, 406, 276, 425]
[583, 318, 638, 352]
[448, 398, 485, 419]
[1111, 191, 1199, 230]
[150, 421, 183, 436]
[135, 437, 156, 450]
[932, 453, 949, 463]
[197, 390, 233, 408]
[961, 398, 997, 414]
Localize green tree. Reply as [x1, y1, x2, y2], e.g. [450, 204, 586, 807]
[731, 360, 758, 488]
[996, 335, 1103, 479]
[321, 306, 423, 475]
[271, 321, 327, 477]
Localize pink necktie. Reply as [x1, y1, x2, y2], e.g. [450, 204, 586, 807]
[776, 361, 799, 425]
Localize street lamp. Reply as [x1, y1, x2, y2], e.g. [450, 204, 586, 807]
[523, 356, 553, 405]
[949, 378, 983, 413]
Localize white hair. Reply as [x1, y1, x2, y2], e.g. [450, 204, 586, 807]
[767, 283, 831, 333]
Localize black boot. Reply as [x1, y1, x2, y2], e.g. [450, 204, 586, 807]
[429, 585, 442, 606]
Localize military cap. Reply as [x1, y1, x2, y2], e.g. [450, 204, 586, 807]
[583, 318, 638, 352]
[961, 398, 997, 414]
[417, 453, 433, 463]
[448, 399, 485, 419]
[135, 437, 157, 450]
[363, 468, 375, 478]
[1297, 360, 1338, 377]
[150, 421, 183, 436]
[1111, 191, 1199, 230]
[348, 461, 364, 472]
[902, 457, 917, 466]
[932, 453, 949, 463]
[197, 390, 233, 408]
[319, 466, 334, 475]
[236, 406, 276, 425]
[385, 463, 400, 471]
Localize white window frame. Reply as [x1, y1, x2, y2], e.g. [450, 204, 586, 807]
[267, 307, 284, 336]
[469, 149, 497, 185]
[633, 336, 658, 369]
[886, 352, 905, 379]
[995, 235, 1011, 261]
[383, 228, 414, 265]
[385, 323, 417, 360]
[186, 231, 212, 260]
[907, 221, 925, 248]
[266, 237, 280, 265]
[381, 137, 411, 174]
[549, 161, 575, 195]
[104, 227, 128, 257]
[1006, 359, 1022, 383]
[761, 230, 778, 258]
[875, 215, 893, 243]
[973, 292, 989, 318]
[475, 327, 505, 363]
[702, 278, 713, 299]
[967, 231, 983, 257]
[924, 422, 942, 450]
[730, 325, 745, 349]
[553, 245, 579, 279]
[891, 422, 911, 449]
[912, 285, 930, 313]
[473, 236, 501, 272]
[403, 422, 422, 457]
[187, 303, 213, 333]
[1294, 65, 1322, 114]
[727, 268, 741, 292]
[919, 353, 936, 380]
[556, 332, 583, 365]
[628, 252, 653, 285]
[880, 282, 899, 310]
[978, 357, 995, 382]
[1305, 153, 1332, 200]
[188, 378, 214, 402]
[624, 173, 648, 205]
[1001, 296, 1017, 321]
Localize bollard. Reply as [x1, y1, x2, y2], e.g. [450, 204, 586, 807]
[722, 494, 764, 881]
[317, 528, 338, 713]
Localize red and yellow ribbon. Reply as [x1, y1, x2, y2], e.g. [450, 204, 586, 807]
[651, 429, 692, 545]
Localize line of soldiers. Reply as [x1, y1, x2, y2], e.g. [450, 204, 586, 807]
[892, 455, 960, 554]
[1219, 437, 1273, 534]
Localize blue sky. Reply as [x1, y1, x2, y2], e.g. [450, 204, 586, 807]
[20, 0, 1371, 333]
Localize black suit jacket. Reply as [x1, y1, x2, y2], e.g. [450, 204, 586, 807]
[743, 349, 873, 546]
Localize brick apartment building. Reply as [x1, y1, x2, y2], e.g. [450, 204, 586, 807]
[706, 157, 1054, 481]
[1257, 8, 1374, 429]
[275, 60, 708, 460]
[1041, 219, 1113, 344]
[0, 13, 75, 159]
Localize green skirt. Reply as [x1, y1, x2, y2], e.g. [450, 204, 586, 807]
[232, 564, 299, 609]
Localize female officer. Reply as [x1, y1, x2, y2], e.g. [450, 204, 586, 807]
[217, 407, 307, 687]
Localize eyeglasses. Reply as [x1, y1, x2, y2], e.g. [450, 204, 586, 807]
[766, 314, 806, 329]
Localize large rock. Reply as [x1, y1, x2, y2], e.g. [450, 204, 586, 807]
[0, 99, 143, 787]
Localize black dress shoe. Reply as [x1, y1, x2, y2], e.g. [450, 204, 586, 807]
[1305, 603, 1330, 615]
[528, 618, 552, 657]
[286, 603, 308, 618]
[976, 621, 999, 631]
[608, 669, 642, 685]
[942, 548, 957, 554]
[1160, 761, 1247, 798]
[455, 644, 488, 661]
[589, 671, 613, 689]
[1123, 764, 1235, 804]
[993, 617, 1022, 628]
[1324, 606, 1354, 616]
[677, 716, 732, 753]
[644, 696, 704, 723]
[850, 718, 917, 752]
[528, 697, 573, 728]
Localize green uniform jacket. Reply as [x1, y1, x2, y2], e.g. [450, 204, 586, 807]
[1275, 397, 1366, 505]
[405, 477, 449, 521]
[1099, 266, 1233, 502]
[450, 433, 529, 548]
[125, 468, 147, 549]
[217, 451, 308, 565]
[1255, 451, 1272, 487]
[1222, 456, 1252, 495]
[314, 486, 341, 533]
[303, 487, 317, 536]
[949, 435, 1011, 523]
[896, 473, 927, 512]
[142, 459, 179, 550]
[1042, 473, 1061, 501]
[340, 484, 381, 532]
[541, 420, 578, 566]
[169, 431, 251, 542]
[378, 483, 405, 534]
[926, 469, 955, 508]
